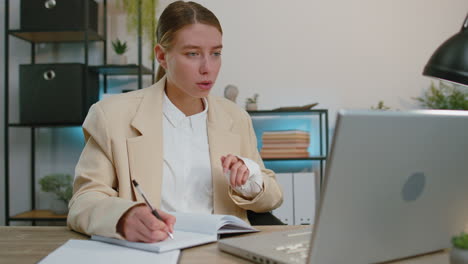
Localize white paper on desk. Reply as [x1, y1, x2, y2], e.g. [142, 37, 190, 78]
[93, 230, 217, 253]
[38, 239, 180, 264]
[92, 212, 257, 253]
[171, 212, 258, 234]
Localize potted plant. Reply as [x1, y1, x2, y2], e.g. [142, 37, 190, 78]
[451, 232, 468, 264]
[39, 173, 73, 214]
[117, 0, 158, 59]
[246, 93, 259, 111]
[371, 100, 391, 110]
[111, 38, 128, 64]
[414, 81, 468, 110]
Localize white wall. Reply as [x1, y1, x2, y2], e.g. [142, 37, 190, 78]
[197, 0, 468, 120]
[0, 0, 467, 226]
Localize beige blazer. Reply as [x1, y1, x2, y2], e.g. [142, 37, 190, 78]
[67, 77, 283, 238]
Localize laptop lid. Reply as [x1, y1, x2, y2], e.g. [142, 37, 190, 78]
[309, 110, 468, 263]
[218, 109, 468, 264]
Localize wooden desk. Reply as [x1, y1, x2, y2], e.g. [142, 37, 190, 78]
[0, 226, 449, 264]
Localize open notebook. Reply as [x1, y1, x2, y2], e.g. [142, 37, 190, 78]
[92, 212, 258, 253]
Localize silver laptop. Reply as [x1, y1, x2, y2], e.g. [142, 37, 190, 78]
[218, 110, 468, 264]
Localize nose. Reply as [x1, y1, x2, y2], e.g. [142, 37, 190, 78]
[199, 56, 211, 75]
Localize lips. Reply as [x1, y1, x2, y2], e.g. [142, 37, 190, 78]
[197, 81, 213, 91]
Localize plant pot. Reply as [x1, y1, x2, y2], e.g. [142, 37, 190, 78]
[451, 248, 468, 264]
[51, 199, 68, 215]
[111, 55, 127, 65]
[246, 103, 257, 111]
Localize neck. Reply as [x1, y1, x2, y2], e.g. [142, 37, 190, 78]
[165, 82, 205, 116]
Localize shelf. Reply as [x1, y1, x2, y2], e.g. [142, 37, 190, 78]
[9, 122, 83, 128]
[9, 29, 104, 43]
[10, 210, 67, 221]
[248, 109, 327, 116]
[262, 156, 327, 161]
[90, 64, 153, 75]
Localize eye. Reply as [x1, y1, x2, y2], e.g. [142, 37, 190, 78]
[213, 51, 222, 57]
[186, 52, 199, 57]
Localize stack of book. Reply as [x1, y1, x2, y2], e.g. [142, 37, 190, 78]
[260, 130, 310, 159]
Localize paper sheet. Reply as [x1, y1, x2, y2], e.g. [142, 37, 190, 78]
[38, 239, 180, 264]
[93, 230, 217, 253]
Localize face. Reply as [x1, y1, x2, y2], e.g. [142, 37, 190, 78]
[156, 23, 223, 99]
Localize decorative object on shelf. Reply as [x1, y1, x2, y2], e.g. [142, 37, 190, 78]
[246, 93, 259, 111]
[20, 0, 98, 31]
[224, 84, 239, 103]
[260, 130, 310, 159]
[111, 38, 128, 64]
[118, 0, 159, 58]
[39, 174, 73, 214]
[451, 232, 468, 264]
[19, 63, 99, 124]
[371, 101, 391, 110]
[414, 81, 468, 110]
[272, 103, 318, 111]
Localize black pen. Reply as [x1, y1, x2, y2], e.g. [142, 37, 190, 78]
[132, 180, 174, 239]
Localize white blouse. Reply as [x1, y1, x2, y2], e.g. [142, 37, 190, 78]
[160, 93, 263, 214]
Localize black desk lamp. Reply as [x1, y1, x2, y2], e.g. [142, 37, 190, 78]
[423, 12, 468, 86]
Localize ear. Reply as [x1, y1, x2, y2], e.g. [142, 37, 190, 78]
[155, 44, 168, 69]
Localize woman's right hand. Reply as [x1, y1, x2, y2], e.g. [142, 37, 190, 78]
[117, 204, 176, 243]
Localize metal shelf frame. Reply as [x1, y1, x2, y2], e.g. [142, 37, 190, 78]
[3, 0, 154, 224]
[248, 109, 329, 190]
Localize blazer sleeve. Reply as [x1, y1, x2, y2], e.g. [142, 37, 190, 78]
[228, 113, 284, 212]
[67, 104, 142, 239]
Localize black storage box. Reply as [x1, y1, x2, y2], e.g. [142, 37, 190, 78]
[20, 0, 98, 32]
[20, 63, 99, 124]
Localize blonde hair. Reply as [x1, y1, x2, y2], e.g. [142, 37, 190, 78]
[155, 1, 223, 82]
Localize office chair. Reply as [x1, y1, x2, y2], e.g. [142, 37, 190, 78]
[247, 210, 285, 225]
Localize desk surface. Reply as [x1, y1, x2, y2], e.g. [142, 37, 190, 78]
[0, 226, 449, 264]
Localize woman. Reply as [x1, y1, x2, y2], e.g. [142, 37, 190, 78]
[67, 1, 283, 243]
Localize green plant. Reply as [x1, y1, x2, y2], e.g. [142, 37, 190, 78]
[117, 0, 158, 58]
[112, 39, 128, 55]
[371, 100, 391, 110]
[39, 174, 73, 205]
[246, 93, 259, 104]
[414, 81, 468, 110]
[452, 232, 468, 249]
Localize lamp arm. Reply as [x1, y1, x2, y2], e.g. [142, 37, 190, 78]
[463, 12, 468, 31]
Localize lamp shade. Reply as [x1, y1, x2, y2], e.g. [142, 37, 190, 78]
[423, 13, 468, 86]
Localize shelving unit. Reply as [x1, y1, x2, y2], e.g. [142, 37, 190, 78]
[248, 109, 329, 225]
[248, 109, 329, 185]
[3, 0, 154, 225]
[9, 29, 104, 42]
[90, 64, 153, 75]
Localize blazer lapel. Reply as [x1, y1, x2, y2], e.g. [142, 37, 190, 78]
[127, 78, 165, 208]
[206, 97, 241, 214]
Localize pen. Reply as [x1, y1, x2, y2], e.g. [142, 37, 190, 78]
[132, 179, 174, 239]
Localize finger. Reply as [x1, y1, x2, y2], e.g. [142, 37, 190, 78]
[135, 217, 169, 243]
[158, 210, 177, 233]
[220, 156, 225, 163]
[136, 220, 157, 242]
[222, 155, 232, 173]
[135, 222, 169, 243]
[146, 229, 169, 243]
[138, 209, 168, 232]
[236, 165, 248, 186]
[223, 154, 237, 173]
[230, 162, 243, 186]
[124, 220, 153, 242]
[242, 169, 249, 185]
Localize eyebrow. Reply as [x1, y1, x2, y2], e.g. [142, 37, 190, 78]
[182, 44, 223, 50]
